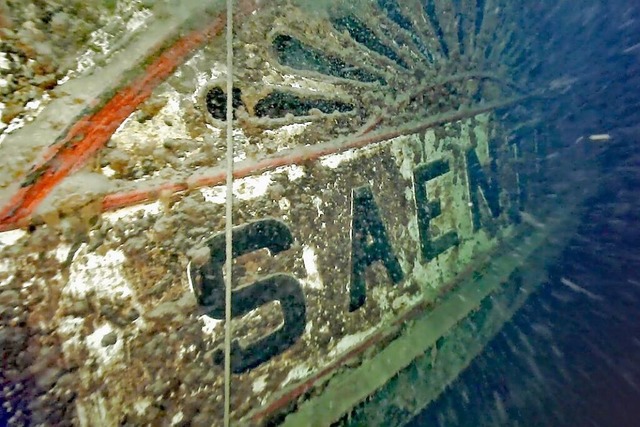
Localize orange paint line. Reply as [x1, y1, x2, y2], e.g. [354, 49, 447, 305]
[0, 12, 228, 228]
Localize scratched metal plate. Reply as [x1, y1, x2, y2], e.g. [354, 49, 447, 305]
[0, 1, 557, 426]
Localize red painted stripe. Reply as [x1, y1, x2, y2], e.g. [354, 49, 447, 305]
[0, 11, 228, 229]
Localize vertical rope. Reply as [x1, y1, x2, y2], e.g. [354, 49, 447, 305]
[223, 0, 234, 425]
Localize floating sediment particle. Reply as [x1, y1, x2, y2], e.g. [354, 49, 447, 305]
[588, 133, 611, 141]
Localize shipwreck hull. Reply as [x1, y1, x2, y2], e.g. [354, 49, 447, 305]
[0, 1, 598, 425]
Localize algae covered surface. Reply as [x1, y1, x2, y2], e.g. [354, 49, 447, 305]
[0, 0, 153, 134]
